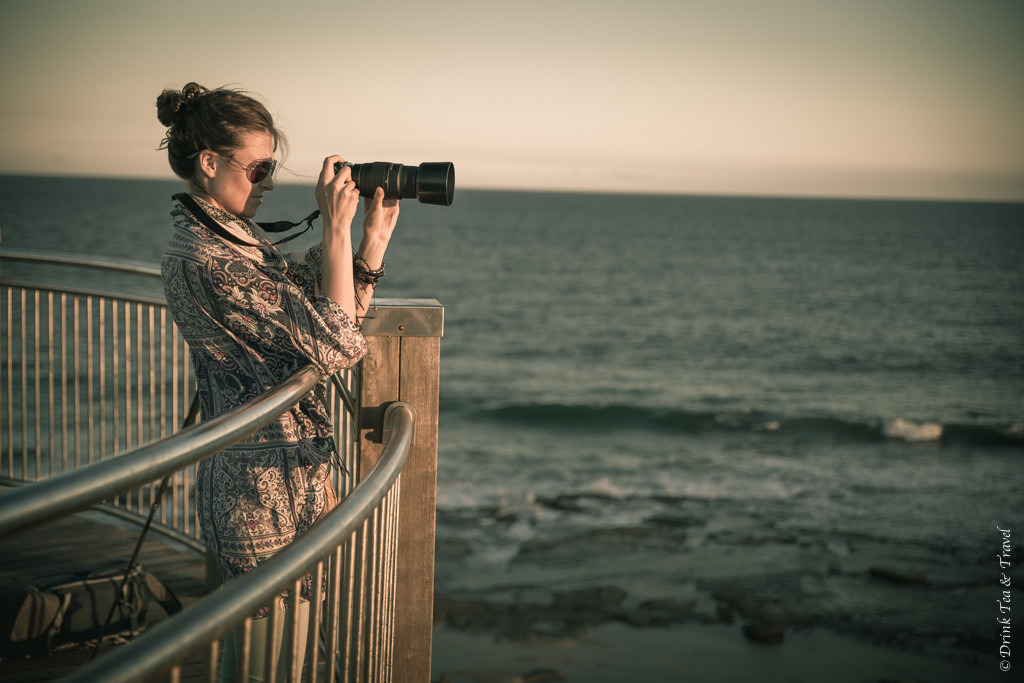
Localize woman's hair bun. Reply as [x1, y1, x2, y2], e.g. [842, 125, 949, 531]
[156, 82, 209, 128]
[156, 82, 284, 182]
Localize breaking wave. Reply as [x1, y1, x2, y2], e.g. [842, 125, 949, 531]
[465, 402, 1023, 448]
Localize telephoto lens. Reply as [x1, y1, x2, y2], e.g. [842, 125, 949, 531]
[335, 161, 455, 206]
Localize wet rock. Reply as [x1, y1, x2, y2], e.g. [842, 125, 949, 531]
[868, 566, 927, 585]
[514, 527, 686, 565]
[711, 588, 756, 620]
[619, 598, 698, 627]
[434, 588, 627, 641]
[523, 669, 567, 682]
[493, 505, 520, 524]
[717, 602, 740, 624]
[433, 595, 498, 631]
[743, 620, 785, 645]
[552, 586, 626, 613]
[865, 561, 992, 589]
[644, 513, 705, 528]
[707, 529, 799, 546]
[713, 589, 791, 643]
[535, 494, 587, 512]
[529, 620, 571, 637]
[826, 540, 850, 557]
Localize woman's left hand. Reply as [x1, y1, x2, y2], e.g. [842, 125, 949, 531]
[361, 187, 400, 247]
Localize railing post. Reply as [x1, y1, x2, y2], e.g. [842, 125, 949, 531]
[358, 299, 443, 681]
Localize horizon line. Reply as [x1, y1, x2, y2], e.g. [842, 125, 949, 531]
[1, 170, 1022, 205]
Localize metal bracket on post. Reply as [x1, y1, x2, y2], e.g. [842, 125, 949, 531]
[382, 402, 416, 446]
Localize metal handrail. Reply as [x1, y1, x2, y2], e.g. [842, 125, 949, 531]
[62, 401, 415, 683]
[0, 364, 322, 538]
[1, 250, 439, 680]
[0, 248, 163, 278]
[0, 276, 168, 307]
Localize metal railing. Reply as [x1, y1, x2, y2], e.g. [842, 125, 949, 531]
[59, 401, 415, 683]
[0, 364, 322, 537]
[1, 251, 362, 550]
[0, 250, 442, 681]
[2, 251, 201, 547]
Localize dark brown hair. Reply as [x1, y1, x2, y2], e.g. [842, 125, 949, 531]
[156, 82, 286, 181]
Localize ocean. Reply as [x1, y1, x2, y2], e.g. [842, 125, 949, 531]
[2, 175, 1022, 675]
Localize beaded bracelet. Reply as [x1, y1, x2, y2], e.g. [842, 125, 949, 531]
[353, 255, 386, 287]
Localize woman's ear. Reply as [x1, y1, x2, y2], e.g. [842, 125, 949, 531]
[196, 150, 218, 180]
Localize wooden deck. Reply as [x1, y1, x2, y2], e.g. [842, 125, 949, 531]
[0, 509, 214, 681]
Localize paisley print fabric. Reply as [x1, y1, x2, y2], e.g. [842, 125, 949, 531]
[162, 195, 366, 615]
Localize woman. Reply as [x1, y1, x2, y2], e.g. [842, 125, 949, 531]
[156, 82, 398, 681]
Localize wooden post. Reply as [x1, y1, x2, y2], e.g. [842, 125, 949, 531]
[358, 299, 442, 682]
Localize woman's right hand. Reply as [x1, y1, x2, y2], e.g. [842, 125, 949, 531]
[316, 156, 361, 322]
[315, 156, 361, 240]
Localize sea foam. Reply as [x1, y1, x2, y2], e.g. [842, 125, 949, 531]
[884, 418, 943, 442]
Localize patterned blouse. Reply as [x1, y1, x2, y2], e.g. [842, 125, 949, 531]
[161, 195, 366, 612]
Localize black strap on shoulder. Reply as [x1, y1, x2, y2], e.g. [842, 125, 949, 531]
[173, 193, 320, 248]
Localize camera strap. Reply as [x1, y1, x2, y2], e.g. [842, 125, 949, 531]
[173, 192, 320, 249]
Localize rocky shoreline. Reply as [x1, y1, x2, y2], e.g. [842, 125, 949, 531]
[431, 495, 1020, 679]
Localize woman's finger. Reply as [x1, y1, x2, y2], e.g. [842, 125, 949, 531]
[320, 156, 351, 184]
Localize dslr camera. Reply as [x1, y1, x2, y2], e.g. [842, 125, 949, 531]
[335, 161, 455, 206]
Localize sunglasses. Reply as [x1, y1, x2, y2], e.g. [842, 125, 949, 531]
[225, 155, 277, 183]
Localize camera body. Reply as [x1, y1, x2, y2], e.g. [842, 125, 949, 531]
[335, 161, 455, 206]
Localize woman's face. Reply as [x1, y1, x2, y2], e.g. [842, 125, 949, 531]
[203, 129, 276, 219]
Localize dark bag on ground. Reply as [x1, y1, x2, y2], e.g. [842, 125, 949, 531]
[0, 560, 182, 657]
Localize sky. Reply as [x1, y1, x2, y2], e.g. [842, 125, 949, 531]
[1, 0, 1022, 200]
